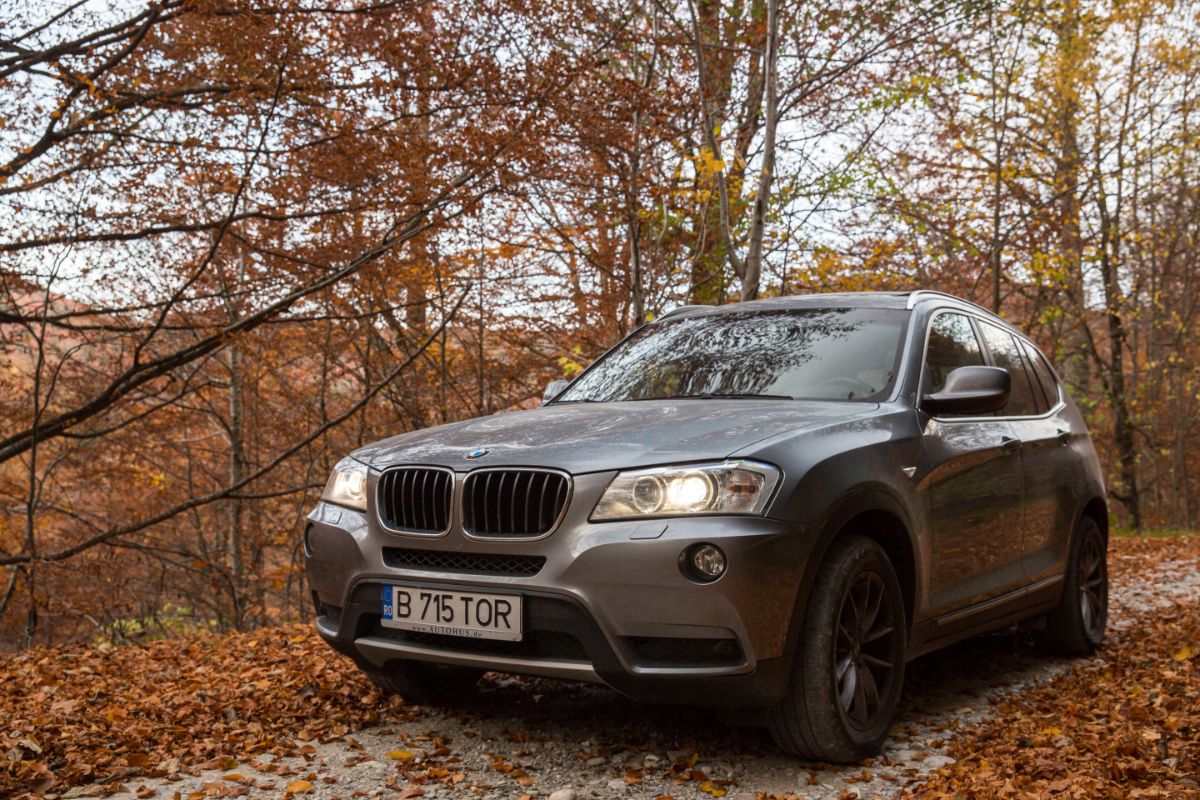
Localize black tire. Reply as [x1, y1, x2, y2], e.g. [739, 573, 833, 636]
[1039, 516, 1107, 655]
[768, 535, 907, 763]
[362, 660, 484, 705]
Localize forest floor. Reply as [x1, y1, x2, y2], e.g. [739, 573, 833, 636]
[3, 536, 1198, 800]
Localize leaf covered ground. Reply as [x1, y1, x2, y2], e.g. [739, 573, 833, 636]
[2, 536, 1198, 800]
[895, 535, 1200, 800]
[0, 627, 410, 797]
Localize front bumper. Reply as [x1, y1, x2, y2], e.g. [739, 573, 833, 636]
[305, 471, 807, 707]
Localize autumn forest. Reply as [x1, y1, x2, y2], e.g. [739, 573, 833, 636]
[2, 0, 1199, 648]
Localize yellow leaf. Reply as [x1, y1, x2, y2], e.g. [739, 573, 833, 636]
[386, 749, 416, 762]
[1041, 727, 1061, 735]
[1173, 644, 1195, 661]
[698, 781, 726, 798]
[286, 780, 313, 794]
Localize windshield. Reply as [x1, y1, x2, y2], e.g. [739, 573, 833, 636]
[556, 307, 908, 403]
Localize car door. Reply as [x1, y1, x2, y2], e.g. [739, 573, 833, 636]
[919, 311, 1027, 617]
[975, 322, 1076, 589]
[1017, 337, 1082, 583]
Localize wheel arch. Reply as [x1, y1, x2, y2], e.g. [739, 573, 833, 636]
[1079, 495, 1109, 539]
[782, 488, 919, 657]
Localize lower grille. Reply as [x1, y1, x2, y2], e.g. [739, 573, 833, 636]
[382, 547, 546, 577]
[625, 636, 744, 667]
[370, 623, 589, 662]
[462, 469, 570, 537]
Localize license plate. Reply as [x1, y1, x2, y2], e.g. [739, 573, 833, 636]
[381, 585, 523, 641]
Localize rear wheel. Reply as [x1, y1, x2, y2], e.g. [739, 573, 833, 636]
[362, 660, 484, 705]
[769, 535, 907, 763]
[1039, 516, 1107, 655]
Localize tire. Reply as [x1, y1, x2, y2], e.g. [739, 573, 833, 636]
[361, 660, 484, 705]
[768, 535, 907, 763]
[1039, 516, 1107, 656]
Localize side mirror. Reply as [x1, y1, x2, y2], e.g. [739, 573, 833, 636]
[921, 366, 1010, 416]
[542, 379, 570, 405]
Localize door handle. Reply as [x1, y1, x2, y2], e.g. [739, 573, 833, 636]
[1001, 435, 1022, 455]
[1056, 428, 1071, 446]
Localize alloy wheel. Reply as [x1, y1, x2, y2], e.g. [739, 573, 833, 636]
[1078, 531, 1108, 640]
[834, 571, 899, 730]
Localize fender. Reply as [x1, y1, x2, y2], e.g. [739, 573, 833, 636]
[780, 486, 919, 658]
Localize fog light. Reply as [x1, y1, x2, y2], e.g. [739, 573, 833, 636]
[686, 543, 727, 582]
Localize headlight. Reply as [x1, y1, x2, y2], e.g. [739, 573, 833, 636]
[591, 461, 780, 520]
[321, 457, 369, 511]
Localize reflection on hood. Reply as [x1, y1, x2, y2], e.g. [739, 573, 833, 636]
[355, 398, 878, 474]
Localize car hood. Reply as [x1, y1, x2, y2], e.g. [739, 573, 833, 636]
[355, 399, 878, 474]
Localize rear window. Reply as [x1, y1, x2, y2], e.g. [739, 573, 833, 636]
[1022, 340, 1061, 409]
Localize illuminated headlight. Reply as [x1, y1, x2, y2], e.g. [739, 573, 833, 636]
[321, 457, 369, 511]
[591, 461, 780, 520]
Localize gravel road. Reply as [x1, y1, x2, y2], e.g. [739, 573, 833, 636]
[102, 550, 1200, 800]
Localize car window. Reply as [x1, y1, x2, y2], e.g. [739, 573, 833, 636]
[1021, 340, 1060, 409]
[555, 307, 908, 403]
[977, 322, 1040, 416]
[923, 312, 984, 395]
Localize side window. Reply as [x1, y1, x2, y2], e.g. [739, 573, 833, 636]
[924, 312, 984, 394]
[1021, 340, 1061, 409]
[978, 322, 1040, 416]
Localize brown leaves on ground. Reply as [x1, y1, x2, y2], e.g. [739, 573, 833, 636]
[0, 624, 407, 797]
[906, 535, 1200, 800]
[2, 537, 1198, 798]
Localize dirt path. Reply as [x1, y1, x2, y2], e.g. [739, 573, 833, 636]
[97, 548, 1200, 800]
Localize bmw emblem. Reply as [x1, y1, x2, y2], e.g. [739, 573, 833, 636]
[465, 447, 490, 460]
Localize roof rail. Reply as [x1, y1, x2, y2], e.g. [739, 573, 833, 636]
[655, 304, 713, 321]
[905, 290, 1005, 321]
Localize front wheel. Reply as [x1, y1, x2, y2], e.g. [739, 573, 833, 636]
[769, 535, 907, 763]
[1038, 516, 1107, 655]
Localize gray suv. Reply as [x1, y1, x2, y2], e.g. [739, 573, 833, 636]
[306, 290, 1108, 762]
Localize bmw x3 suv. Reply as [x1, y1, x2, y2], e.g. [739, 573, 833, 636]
[306, 290, 1109, 762]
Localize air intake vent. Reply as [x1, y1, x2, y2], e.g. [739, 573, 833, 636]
[461, 469, 570, 537]
[625, 636, 744, 667]
[377, 467, 453, 534]
[382, 547, 546, 577]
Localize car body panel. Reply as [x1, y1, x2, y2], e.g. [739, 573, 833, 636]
[918, 416, 1026, 615]
[353, 398, 879, 475]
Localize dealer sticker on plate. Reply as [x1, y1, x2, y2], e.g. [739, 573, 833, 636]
[381, 584, 523, 641]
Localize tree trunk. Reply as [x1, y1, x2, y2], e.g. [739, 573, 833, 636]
[741, 0, 778, 302]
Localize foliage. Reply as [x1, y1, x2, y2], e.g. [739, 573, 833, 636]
[1, 537, 1196, 797]
[898, 536, 1200, 799]
[1, 0, 1200, 647]
[0, 623, 408, 796]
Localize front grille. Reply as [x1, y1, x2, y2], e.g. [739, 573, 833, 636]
[625, 636, 744, 667]
[377, 467, 453, 533]
[461, 469, 570, 537]
[382, 547, 546, 577]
